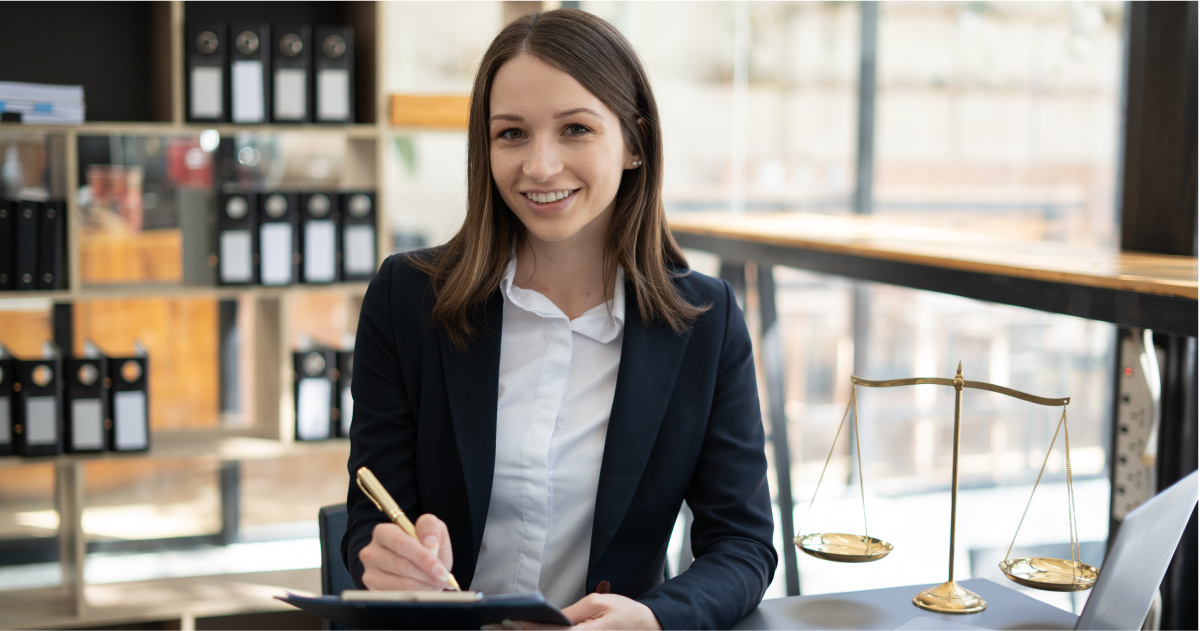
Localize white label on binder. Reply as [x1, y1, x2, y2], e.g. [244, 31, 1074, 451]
[231, 60, 265, 123]
[219, 230, 253, 283]
[304, 220, 337, 282]
[340, 384, 353, 435]
[274, 68, 307, 120]
[0, 396, 9, 445]
[114, 391, 148, 450]
[71, 399, 104, 450]
[317, 68, 350, 121]
[26, 396, 57, 446]
[344, 225, 376, 274]
[260, 222, 293, 285]
[297, 378, 332, 440]
[190, 66, 223, 119]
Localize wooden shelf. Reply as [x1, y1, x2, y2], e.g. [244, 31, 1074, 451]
[0, 568, 320, 630]
[670, 211, 1198, 336]
[0, 435, 350, 470]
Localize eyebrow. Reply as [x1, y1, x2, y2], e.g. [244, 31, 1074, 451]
[489, 108, 604, 125]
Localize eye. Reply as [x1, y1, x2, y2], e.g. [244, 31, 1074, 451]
[564, 123, 591, 137]
[495, 128, 525, 142]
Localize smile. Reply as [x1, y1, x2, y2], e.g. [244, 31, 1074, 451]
[523, 190, 576, 204]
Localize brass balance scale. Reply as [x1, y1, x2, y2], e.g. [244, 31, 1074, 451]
[794, 364, 1099, 614]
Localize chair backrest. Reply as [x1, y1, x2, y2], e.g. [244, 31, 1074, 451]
[318, 503, 356, 596]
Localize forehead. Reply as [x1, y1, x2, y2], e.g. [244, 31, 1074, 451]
[489, 53, 617, 120]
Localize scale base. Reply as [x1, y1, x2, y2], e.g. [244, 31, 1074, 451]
[912, 581, 987, 614]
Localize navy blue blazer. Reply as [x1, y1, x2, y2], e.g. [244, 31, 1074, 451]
[343, 251, 777, 629]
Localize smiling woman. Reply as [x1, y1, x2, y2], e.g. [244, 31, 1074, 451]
[343, 9, 777, 630]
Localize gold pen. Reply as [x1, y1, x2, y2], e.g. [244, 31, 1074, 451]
[356, 466, 462, 591]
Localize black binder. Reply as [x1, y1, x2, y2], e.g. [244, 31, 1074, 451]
[13, 351, 64, 457]
[64, 355, 108, 453]
[0, 349, 14, 456]
[272, 25, 311, 123]
[314, 26, 354, 124]
[277, 591, 570, 629]
[0, 200, 14, 290]
[217, 192, 257, 285]
[180, 189, 218, 286]
[258, 192, 300, 286]
[37, 200, 64, 290]
[300, 192, 340, 284]
[294, 346, 337, 441]
[15, 200, 38, 291]
[336, 349, 353, 437]
[108, 354, 149, 452]
[230, 23, 270, 124]
[341, 191, 377, 281]
[186, 22, 228, 123]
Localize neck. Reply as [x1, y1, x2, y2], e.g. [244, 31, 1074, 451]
[514, 239, 611, 320]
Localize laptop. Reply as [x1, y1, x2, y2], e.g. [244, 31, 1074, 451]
[1072, 470, 1197, 630]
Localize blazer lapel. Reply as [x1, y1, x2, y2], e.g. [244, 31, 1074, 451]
[590, 296, 691, 567]
[440, 291, 504, 559]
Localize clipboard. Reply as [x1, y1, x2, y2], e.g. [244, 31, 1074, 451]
[276, 590, 571, 630]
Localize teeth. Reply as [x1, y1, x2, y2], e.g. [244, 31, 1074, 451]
[526, 190, 571, 204]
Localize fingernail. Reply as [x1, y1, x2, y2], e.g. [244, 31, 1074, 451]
[423, 535, 439, 549]
[481, 626, 502, 630]
[432, 563, 449, 581]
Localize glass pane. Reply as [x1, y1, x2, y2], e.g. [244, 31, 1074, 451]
[874, 2, 1124, 247]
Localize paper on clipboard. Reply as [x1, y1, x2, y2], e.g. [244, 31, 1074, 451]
[276, 590, 571, 630]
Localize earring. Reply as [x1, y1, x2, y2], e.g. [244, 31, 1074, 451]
[632, 160, 642, 168]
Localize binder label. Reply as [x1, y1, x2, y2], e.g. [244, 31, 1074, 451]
[297, 378, 332, 440]
[26, 396, 57, 446]
[114, 391, 148, 450]
[344, 225, 376, 275]
[260, 223, 293, 285]
[318, 68, 351, 121]
[340, 384, 353, 436]
[71, 400, 105, 451]
[304, 220, 337, 282]
[232, 60, 266, 123]
[219, 230, 253, 283]
[275, 68, 307, 120]
[190, 67, 224, 119]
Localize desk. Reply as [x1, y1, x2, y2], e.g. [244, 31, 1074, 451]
[669, 211, 1198, 596]
[734, 578, 1078, 630]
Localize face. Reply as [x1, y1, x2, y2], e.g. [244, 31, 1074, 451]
[488, 53, 638, 252]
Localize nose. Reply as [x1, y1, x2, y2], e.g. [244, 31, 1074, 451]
[522, 136, 562, 182]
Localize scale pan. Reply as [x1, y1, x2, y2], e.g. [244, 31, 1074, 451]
[999, 557, 1098, 592]
[794, 532, 893, 562]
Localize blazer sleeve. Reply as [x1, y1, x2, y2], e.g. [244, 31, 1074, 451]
[340, 254, 422, 587]
[639, 279, 778, 629]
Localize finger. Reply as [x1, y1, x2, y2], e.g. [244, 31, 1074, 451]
[562, 594, 608, 626]
[368, 522, 452, 588]
[359, 538, 445, 591]
[414, 514, 455, 573]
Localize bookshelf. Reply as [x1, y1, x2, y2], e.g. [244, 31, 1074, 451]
[0, 1, 411, 627]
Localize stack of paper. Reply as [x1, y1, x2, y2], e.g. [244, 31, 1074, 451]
[0, 81, 85, 124]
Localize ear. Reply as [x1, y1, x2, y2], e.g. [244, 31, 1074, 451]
[625, 117, 647, 170]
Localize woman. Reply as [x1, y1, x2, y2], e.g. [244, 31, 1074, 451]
[343, 9, 776, 629]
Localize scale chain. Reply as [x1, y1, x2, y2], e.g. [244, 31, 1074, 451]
[797, 387, 857, 539]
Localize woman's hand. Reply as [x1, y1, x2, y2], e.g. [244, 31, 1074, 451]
[358, 514, 456, 591]
[563, 593, 661, 630]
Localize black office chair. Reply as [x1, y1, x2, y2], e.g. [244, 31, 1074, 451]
[319, 503, 356, 596]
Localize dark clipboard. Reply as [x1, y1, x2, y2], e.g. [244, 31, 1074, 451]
[276, 591, 571, 630]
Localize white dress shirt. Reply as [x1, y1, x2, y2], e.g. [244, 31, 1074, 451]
[470, 260, 625, 608]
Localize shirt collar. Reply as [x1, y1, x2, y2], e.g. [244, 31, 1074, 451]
[500, 259, 625, 344]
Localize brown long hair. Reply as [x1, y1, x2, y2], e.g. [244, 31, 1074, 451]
[412, 8, 706, 349]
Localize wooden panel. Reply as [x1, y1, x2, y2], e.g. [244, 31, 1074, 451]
[0, 310, 52, 356]
[78, 229, 183, 284]
[389, 94, 470, 128]
[73, 297, 219, 430]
